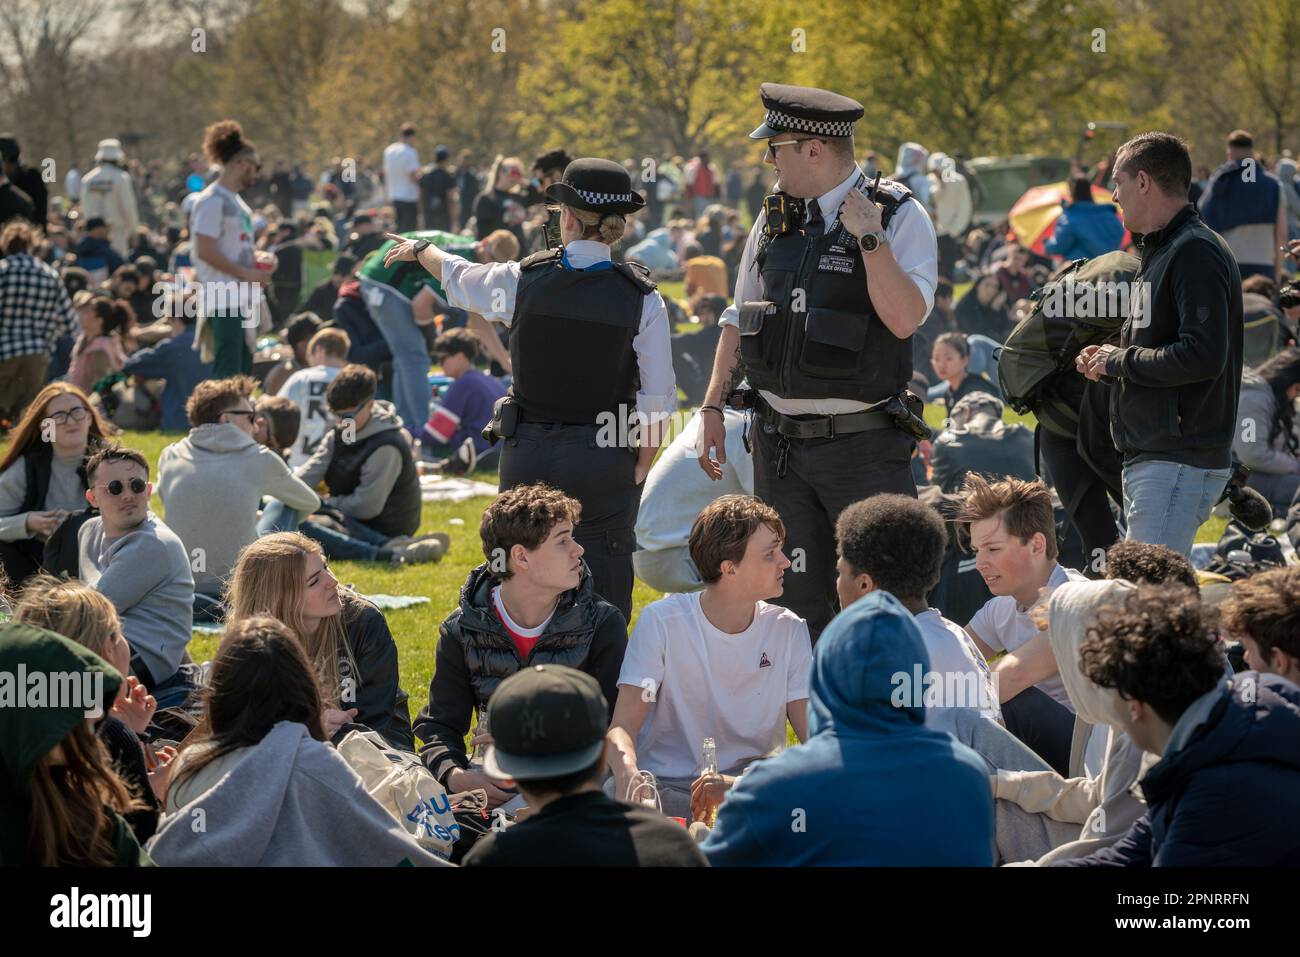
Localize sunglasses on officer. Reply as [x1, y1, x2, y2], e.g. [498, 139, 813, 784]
[765, 136, 825, 160]
[95, 477, 148, 496]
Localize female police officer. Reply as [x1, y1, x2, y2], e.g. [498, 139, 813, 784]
[382, 158, 676, 621]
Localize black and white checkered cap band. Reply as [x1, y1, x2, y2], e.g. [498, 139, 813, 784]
[575, 187, 632, 204]
[765, 108, 855, 137]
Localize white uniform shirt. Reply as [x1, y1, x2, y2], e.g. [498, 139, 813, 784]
[442, 239, 677, 421]
[719, 165, 938, 415]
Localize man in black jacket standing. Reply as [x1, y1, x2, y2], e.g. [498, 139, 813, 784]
[1079, 132, 1243, 557]
[413, 483, 627, 808]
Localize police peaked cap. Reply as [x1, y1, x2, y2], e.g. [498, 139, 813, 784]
[750, 83, 864, 139]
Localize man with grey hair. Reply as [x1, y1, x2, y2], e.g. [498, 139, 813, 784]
[930, 392, 1035, 494]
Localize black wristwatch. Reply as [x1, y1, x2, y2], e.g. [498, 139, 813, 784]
[411, 238, 431, 257]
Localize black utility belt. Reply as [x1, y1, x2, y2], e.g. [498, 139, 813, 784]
[752, 394, 896, 440]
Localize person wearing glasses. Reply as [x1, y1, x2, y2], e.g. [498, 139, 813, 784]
[383, 158, 677, 621]
[78, 444, 197, 708]
[189, 119, 272, 378]
[692, 84, 939, 643]
[157, 376, 322, 619]
[0, 383, 115, 587]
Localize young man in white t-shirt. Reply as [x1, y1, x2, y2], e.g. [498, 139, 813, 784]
[382, 123, 421, 232]
[959, 474, 1087, 774]
[607, 495, 812, 821]
[834, 493, 1000, 729]
[277, 326, 351, 469]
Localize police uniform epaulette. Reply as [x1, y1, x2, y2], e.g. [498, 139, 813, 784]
[870, 178, 913, 230]
[519, 247, 563, 270]
[614, 258, 657, 294]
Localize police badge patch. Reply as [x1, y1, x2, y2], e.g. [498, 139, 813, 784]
[817, 254, 856, 274]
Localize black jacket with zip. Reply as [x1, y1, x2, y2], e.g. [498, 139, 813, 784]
[1104, 205, 1243, 469]
[414, 563, 628, 786]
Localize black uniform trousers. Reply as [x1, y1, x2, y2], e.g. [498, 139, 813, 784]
[752, 419, 916, 641]
[498, 422, 639, 623]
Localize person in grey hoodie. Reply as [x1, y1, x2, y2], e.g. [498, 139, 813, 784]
[295, 363, 441, 564]
[1232, 347, 1300, 513]
[150, 617, 447, 866]
[157, 375, 321, 608]
[78, 445, 195, 705]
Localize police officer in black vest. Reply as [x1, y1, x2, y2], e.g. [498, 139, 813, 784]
[382, 159, 676, 621]
[697, 84, 939, 640]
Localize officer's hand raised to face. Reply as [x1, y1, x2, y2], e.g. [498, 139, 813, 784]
[839, 188, 884, 240]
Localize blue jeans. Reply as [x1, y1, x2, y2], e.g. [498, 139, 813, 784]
[256, 500, 302, 537]
[361, 277, 431, 435]
[299, 511, 393, 562]
[1122, 459, 1232, 557]
[966, 334, 1002, 380]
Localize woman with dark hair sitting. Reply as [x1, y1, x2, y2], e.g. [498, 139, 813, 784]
[929, 331, 1002, 416]
[68, 294, 133, 394]
[1233, 346, 1300, 513]
[955, 272, 1012, 343]
[0, 382, 115, 586]
[149, 616, 445, 866]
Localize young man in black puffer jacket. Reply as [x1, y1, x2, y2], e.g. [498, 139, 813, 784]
[414, 482, 628, 807]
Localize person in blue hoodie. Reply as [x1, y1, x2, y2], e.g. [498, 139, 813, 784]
[73, 217, 126, 281]
[1043, 178, 1125, 262]
[1062, 583, 1300, 867]
[699, 590, 995, 866]
[121, 312, 214, 431]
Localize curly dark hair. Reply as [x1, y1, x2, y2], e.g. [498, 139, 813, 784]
[202, 119, 256, 166]
[1218, 566, 1300, 662]
[1104, 540, 1198, 589]
[480, 482, 582, 581]
[836, 494, 946, 602]
[1080, 584, 1223, 725]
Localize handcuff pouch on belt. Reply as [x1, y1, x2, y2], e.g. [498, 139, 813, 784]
[483, 394, 520, 444]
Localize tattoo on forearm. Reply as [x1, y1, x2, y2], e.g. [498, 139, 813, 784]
[727, 344, 745, 395]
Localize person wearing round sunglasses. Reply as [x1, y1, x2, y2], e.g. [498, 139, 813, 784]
[0, 382, 116, 587]
[78, 444, 197, 710]
[189, 119, 271, 379]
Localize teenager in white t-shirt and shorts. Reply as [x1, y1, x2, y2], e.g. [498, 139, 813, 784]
[607, 495, 812, 821]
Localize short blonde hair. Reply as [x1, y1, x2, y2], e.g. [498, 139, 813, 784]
[308, 327, 351, 360]
[483, 229, 521, 262]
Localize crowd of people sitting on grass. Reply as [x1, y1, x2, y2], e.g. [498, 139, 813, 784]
[4, 121, 1300, 868]
[3, 425, 1299, 866]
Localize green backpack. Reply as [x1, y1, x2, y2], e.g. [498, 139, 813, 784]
[997, 250, 1141, 437]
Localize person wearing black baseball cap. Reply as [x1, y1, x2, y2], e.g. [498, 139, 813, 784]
[383, 157, 677, 621]
[462, 664, 707, 867]
[694, 82, 940, 641]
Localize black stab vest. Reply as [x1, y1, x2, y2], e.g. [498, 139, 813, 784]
[741, 178, 915, 403]
[508, 247, 654, 424]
